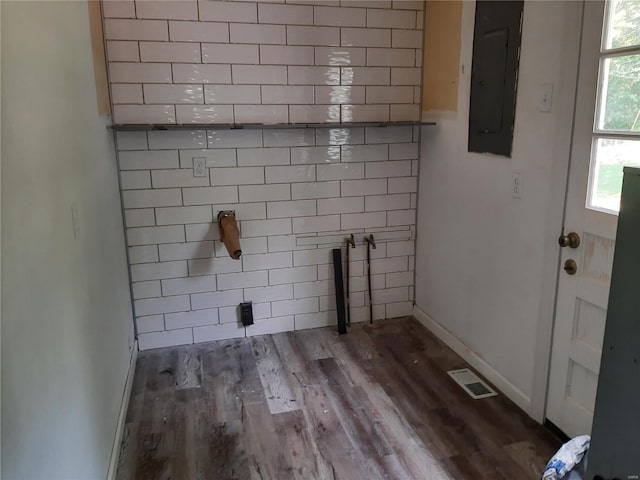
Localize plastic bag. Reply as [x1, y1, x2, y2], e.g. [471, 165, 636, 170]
[542, 435, 590, 480]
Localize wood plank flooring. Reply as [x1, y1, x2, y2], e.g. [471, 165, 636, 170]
[116, 317, 560, 479]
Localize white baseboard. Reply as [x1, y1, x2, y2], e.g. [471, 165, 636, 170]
[107, 341, 138, 480]
[413, 305, 531, 415]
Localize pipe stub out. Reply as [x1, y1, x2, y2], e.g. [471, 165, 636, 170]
[217, 210, 242, 260]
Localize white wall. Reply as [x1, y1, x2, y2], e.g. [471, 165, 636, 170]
[1, 2, 134, 478]
[415, 1, 583, 414]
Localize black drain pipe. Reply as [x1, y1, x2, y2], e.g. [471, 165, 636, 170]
[332, 248, 347, 334]
[345, 234, 355, 327]
[364, 234, 376, 324]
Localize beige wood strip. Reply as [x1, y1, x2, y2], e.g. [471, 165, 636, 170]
[422, 1, 463, 112]
[87, 0, 111, 115]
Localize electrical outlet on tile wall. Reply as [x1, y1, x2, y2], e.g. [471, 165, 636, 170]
[193, 157, 207, 177]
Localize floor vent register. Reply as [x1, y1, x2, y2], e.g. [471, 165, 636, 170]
[447, 368, 498, 400]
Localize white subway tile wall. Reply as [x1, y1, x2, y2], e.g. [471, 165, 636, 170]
[103, 0, 424, 124]
[117, 126, 419, 349]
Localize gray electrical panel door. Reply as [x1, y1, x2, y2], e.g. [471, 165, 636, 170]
[587, 167, 640, 480]
[468, 0, 523, 157]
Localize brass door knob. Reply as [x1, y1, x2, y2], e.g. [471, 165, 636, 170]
[564, 259, 577, 275]
[558, 232, 581, 248]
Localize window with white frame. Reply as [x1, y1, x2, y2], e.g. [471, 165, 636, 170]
[587, 0, 640, 213]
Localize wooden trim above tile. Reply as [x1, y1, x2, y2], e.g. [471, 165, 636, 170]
[88, 0, 111, 116]
[422, 1, 462, 112]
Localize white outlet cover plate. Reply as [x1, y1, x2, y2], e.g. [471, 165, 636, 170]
[193, 157, 207, 177]
[512, 173, 523, 198]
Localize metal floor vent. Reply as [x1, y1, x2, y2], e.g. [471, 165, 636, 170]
[447, 369, 498, 400]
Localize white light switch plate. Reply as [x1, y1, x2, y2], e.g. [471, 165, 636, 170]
[539, 83, 553, 112]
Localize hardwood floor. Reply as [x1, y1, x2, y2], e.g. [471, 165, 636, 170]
[116, 317, 560, 479]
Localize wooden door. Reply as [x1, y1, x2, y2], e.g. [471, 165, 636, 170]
[546, 0, 640, 437]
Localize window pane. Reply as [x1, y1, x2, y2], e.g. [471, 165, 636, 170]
[588, 138, 640, 212]
[597, 54, 640, 132]
[604, 0, 640, 50]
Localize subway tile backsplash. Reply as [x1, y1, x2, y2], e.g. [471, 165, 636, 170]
[103, 0, 424, 124]
[118, 126, 418, 349]
[106, 0, 424, 349]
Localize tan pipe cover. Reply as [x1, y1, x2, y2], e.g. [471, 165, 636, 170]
[218, 213, 242, 260]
